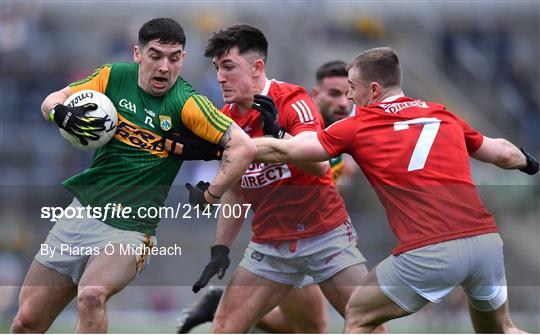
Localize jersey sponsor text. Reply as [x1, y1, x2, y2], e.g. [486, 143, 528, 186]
[241, 163, 291, 188]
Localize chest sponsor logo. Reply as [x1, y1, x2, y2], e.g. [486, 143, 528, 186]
[159, 115, 172, 131]
[114, 114, 166, 158]
[119, 98, 137, 114]
[379, 100, 429, 114]
[241, 163, 291, 188]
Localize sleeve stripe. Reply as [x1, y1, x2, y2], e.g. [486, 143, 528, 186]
[291, 103, 305, 123]
[194, 95, 231, 129]
[192, 95, 230, 132]
[292, 100, 315, 124]
[299, 100, 314, 121]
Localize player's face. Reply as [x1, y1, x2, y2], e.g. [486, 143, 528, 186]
[213, 47, 258, 104]
[134, 40, 185, 96]
[347, 67, 371, 106]
[314, 76, 353, 125]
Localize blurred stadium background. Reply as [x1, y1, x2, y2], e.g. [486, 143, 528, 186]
[1, 1, 538, 333]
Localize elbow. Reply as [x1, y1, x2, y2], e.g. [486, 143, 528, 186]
[240, 136, 257, 161]
[497, 152, 514, 169]
[495, 139, 521, 169]
[313, 161, 330, 177]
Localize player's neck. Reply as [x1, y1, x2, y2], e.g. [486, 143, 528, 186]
[374, 88, 404, 104]
[238, 76, 269, 115]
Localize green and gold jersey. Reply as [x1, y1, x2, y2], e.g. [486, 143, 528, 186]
[63, 62, 232, 235]
[329, 155, 344, 183]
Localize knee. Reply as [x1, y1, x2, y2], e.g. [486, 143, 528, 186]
[11, 308, 48, 333]
[77, 286, 108, 313]
[344, 301, 374, 333]
[211, 311, 249, 333]
[211, 313, 229, 333]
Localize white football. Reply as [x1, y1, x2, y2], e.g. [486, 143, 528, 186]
[59, 90, 118, 150]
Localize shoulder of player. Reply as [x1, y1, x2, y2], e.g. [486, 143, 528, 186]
[107, 62, 136, 74]
[268, 80, 315, 115]
[324, 114, 360, 132]
[101, 62, 137, 87]
[166, 77, 203, 107]
[268, 80, 310, 101]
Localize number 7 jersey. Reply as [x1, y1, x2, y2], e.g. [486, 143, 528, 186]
[318, 95, 498, 255]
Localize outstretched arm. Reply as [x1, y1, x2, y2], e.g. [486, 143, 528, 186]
[254, 132, 332, 163]
[282, 132, 329, 176]
[471, 136, 538, 174]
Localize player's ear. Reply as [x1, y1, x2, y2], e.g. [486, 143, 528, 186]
[252, 59, 265, 77]
[370, 82, 381, 96]
[134, 45, 141, 64]
[178, 50, 186, 67]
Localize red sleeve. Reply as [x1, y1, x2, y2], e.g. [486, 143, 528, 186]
[317, 117, 357, 157]
[454, 115, 484, 153]
[279, 90, 322, 136]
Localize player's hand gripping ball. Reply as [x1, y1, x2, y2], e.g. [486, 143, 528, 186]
[55, 90, 118, 150]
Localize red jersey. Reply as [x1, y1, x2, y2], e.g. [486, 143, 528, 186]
[223, 79, 349, 243]
[318, 95, 498, 255]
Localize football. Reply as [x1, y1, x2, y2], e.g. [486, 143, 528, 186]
[59, 90, 118, 150]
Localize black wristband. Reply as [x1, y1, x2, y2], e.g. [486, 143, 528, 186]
[519, 148, 539, 175]
[211, 245, 230, 256]
[275, 127, 285, 139]
[206, 188, 222, 200]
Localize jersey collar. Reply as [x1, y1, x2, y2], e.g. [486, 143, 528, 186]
[381, 94, 405, 103]
[260, 78, 271, 95]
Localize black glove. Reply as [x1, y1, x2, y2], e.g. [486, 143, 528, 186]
[51, 103, 106, 145]
[193, 245, 230, 293]
[519, 148, 539, 175]
[252, 94, 285, 139]
[185, 181, 212, 207]
[165, 131, 223, 161]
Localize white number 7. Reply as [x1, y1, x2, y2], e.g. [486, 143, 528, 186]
[394, 117, 441, 171]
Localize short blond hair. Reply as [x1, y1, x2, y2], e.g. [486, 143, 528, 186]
[347, 47, 401, 88]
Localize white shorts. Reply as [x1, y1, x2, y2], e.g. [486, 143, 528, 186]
[239, 219, 366, 287]
[376, 233, 507, 313]
[34, 198, 157, 284]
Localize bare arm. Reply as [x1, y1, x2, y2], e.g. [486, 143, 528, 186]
[214, 182, 246, 247]
[40, 86, 71, 121]
[206, 123, 257, 201]
[254, 131, 332, 163]
[280, 132, 329, 176]
[471, 136, 526, 169]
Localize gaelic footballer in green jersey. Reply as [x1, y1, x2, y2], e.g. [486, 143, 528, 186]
[65, 62, 233, 235]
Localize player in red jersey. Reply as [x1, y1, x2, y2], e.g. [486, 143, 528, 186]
[173, 25, 387, 333]
[254, 60, 357, 333]
[173, 60, 356, 333]
[253, 47, 538, 333]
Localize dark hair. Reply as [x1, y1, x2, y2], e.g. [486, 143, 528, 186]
[138, 18, 186, 47]
[347, 47, 401, 88]
[204, 24, 268, 61]
[316, 60, 348, 83]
